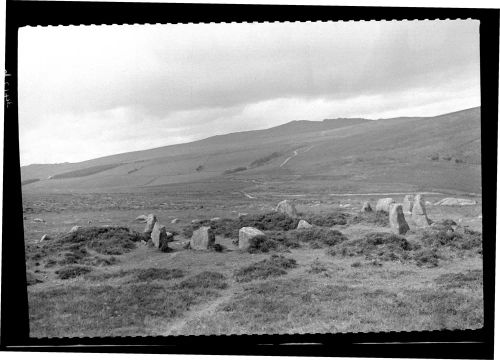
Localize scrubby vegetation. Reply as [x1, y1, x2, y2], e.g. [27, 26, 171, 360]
[328, 232, 418, 263]
[303, 211, 350, 226]
[51, 163, 121, 179]
[421, 227, 482, 253]
[134, 268, 186, 282]
[234, 255, 297, 283]
[289, 227, 348, 248]
[175, 271, 228, 290]
[435, 270, 482, 289]
[182, 212, 300, 239]
[349, 210, 389, 227]
[55, 265, 93, 279]
[249, 152, 282, 168]
[223, 166, 247, 175]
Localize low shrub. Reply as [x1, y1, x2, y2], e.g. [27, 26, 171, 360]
[234, 255, 297, 283]
[413, 248, 441, 267]
[135, 268, 185, 282]
[303, 211, 350, 227]
[421, 227, 482, 252]
[328, 232, 417, 263]
[349, 211, 389, 227]
[26, 270, 43, 285]
[288, 227, 348, 248]
[55, 265, 93, 280]
[175, 271, 228, 290]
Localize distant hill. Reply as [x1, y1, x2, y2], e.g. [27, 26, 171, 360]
[21, 107, 481, 194]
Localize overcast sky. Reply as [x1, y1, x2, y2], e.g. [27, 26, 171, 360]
[18, 20, 480, 165]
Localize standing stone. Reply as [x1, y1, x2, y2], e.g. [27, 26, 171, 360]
[402, 195, 414, 214]
[412, 194, 431, 227]
[276, 200, 298, 217]
[190, 226, 215, 250]
[151, 222, 167, 248]
[389, 203, 410, 235]
[144, 214, 157, 234]
[361, 202, 372, 213]
[375, 198, 395, 212]
[69, 225, 81, 233]
[297, 219, 313, 229]
[159, 232, 174, 252]
[238, 227, 265, 250]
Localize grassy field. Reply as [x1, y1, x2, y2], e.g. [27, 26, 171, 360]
[23, 186, 483, 338]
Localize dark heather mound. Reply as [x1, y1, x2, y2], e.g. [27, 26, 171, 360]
[328, 232, 419, 263]
[174, 271, 228, 290]
[288, 227, 348, 248]
[349, 211, 390, 227]
[134, 268, 186, 282]
[421, 227, 482, 253]
[55, 265, 93, 279]
[245, 231, 301, 254]
[303, 211, 351, 226]
[182, 212, 299, 239]
[234, 255, 297, 283]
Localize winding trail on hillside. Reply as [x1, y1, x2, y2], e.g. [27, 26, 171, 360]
[279, 145, 314, 168]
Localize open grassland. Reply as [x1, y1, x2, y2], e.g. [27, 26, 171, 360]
[23, 188, 483, 338]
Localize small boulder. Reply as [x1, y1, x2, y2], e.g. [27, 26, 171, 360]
[276, 200, 298, 217]
[191, 219, 201, 224]
[238, 227, 265, 250]
[375, 198, 395, 212]
[144, 214, 157, 234]
[412, 194, 431, 227]
[69, 225, 81, 233]
[361, 202, 372, 213]
[171, 218, 180, 224]
[389, 203, 410, 235]
[402, 195, 413, 214]
[238, 213, 248, 219]
[210, 217, 221, 222]
[135, 215, 148, 223]
[297, 219, 312, 229]
[190, 226, 215, 250]
[33, 218, 45, 223]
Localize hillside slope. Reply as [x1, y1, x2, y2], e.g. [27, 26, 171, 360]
[21, 107, 481, 194]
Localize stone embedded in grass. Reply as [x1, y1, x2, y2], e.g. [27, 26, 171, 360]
[361, 202, 372, 213]
[375, 198, 395, 212]
[135, 215, 148, 223]
[69, 225, 81, 233]
[238, 213, 248, 219]
[296, 219, 312, 229]
[191, 219, 201, 224]
[33, 218, 45, 223]
[144, 214, 157, 234]
[239, 227, 265, 250]
[276, 200, 298, 218]
[210, 217, 221, 222]
[389, 203, 410, 235]
[412, 194, 431, 227]
[402, 195, 414, 214]
[39, 234, 50, 243]
[190, 226, 215, 250]
[171, 218, 180, 224]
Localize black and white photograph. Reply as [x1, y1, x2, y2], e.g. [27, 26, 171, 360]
[18, 19, 484, 338]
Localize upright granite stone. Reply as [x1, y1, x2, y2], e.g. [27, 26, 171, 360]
[375, 198, 395, 212]
[144, 214, 157, 234]
[402, 195, 414, 214]
[389, 203, 410, 235]
[276, 200, 298, 217]
[412, 194, 431, 227]
[151, 222, 167, 248]
[190, 226, 215, 250]
[361, 202, 372, 213]
[297, 219, 313, 229]
[238, 227, 265, 250]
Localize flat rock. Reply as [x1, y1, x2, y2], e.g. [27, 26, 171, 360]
[210, 217, 221, 222]
[276, 200, 298, 217]
[238, 227, 265, 250]
[190, 226, 215, 250]
[375, 198, 395, 212]
[135, 215, 148, 223]
[389, 203, 410, 235]
[33, 218, 45, 223]
[297, 219, 313, 229]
